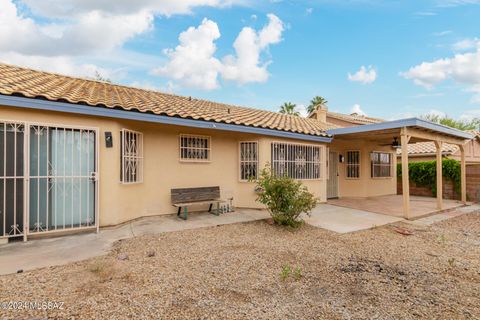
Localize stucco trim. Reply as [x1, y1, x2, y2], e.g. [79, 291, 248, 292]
[327, 117, 474, 140]
[0, 95, 333, 143]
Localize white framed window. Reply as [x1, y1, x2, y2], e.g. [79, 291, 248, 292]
[371, 152, 392, 178]
[271, 142, 323, 180]
[120, 129, 143, 184]
[239, 141, 258, 181]
[179, 134, 211, 162]
[346, 151, 360, 179]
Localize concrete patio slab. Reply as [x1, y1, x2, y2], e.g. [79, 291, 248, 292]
[403, 204, 480, 226]
[328, 195, 464, 219]
[0, 209, 269, 275]
[305, 204, 404, 233]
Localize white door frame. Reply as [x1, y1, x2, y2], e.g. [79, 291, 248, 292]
[0, 119, 99, 241]
[327, 151, 339, 199]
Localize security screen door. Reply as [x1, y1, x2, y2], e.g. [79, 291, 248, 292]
[0, 121, 98, 240]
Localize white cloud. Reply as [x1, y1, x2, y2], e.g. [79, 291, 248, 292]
[153, 14, 285, 89]
[151, 18, 222, 90]
[452, 38, 480, 51]
[20, 0, 242, 19]
[400, 45, 480, 102]
[460, 109, 480, 120]
[295, 104, 309, 117]
[350, 104, 366, 115]
[0, 0, 242, 79]
[433, 30, 452, 37]
[305, 8, 313, 15]
[222, 14, 284, 84]
[348, 65, 377, 84]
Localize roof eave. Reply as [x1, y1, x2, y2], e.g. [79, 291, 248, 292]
[0, 94, 332, 143]
[327, 117, 474, 140]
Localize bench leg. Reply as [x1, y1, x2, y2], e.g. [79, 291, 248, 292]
[208, 203, 213, 212]
[177, 207, 188, 220]
[209, 202, 220, 216]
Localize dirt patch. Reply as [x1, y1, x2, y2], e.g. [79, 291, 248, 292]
[0, 212, 479, 319]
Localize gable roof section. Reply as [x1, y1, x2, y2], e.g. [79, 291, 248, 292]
[326, 111, 384, 125]
[0, 63, 333, 139]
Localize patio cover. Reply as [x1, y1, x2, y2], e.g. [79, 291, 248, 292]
[327, 118, 474, 219]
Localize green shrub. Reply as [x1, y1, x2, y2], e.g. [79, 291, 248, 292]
[255, 165, 318, 228]
[397, 159, 461, 196]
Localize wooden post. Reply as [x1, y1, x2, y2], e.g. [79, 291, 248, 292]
[434, 140, 443, 210]
[460, 145, 467, 204]
[401, 130, 411, 219]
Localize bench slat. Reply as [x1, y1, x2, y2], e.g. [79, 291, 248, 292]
[171, 186, 220, 204]
[173, 200, 223, 207]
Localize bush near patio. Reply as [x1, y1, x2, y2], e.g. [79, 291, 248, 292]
[396, 159, 461, 196]
[255, 166, 317, 228]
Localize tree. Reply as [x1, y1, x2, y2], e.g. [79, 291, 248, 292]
[93, 71, 111, 83]
[279, 102, 300, 116]
[421, 114, 480, 131]
[307, 96, 328, 114]
[255, 166, 317, 228]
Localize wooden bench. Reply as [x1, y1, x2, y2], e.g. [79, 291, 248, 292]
[171, 186, 224, 220]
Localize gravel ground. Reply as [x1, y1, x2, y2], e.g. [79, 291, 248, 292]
[0, 211, 479, 320]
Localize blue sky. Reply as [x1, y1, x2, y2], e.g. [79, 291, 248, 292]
[1, 0, 480, 120]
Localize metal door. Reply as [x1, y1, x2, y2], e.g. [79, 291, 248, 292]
[0, 122, 25, 238]
[0, 120, 99, 241]
[327, 151, 339, 199]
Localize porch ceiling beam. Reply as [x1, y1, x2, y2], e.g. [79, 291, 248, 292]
[405, 127, 469, 146]
[0, 94, 333, 143]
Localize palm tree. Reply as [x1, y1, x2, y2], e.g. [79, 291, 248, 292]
[279, 102, 299, 116]
[307, 96, 328, 114]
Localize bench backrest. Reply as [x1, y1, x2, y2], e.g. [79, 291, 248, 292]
[171, 186, 220, 204]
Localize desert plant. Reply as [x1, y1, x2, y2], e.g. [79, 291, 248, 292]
[293, 267, 302, 280]
[280, 265, 292, 281]
[256, 165, 318, 228]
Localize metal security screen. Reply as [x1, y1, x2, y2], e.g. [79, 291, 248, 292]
[120, 129, 143, 184]
[239, 142, 258, 181]
[271, 142, 323, 180]
[0, 122, 25, 238]
[0, 120, 98, 241]
[371, 152, 392, 178]
[346, 151, 360, 178]
[179, 134, 211, 162]
[29, 125, 97, 234]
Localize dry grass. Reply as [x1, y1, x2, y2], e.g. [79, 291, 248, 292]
[0, 211, 479, 319]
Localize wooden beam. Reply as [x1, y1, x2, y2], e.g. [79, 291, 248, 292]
[460, 145, 467, 204]
[434, 140, 443, 210]
[406, 127, 468, 145]
[401, 131, 411, 219]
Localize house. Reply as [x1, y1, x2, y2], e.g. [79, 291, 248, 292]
[0, 63, 473, 242]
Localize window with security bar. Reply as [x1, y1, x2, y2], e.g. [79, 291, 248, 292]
[120, 129, 143, 184]
[346, 151, 360, 178]
[239, 142, 258, 181]
[179, 134, 211, 162]
[271, 142, 323, 180]
[371, 152, 392, 178]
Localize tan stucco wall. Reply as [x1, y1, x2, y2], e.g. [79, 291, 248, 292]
[329, 139, 397, 198]
[1, 106, 327, 227]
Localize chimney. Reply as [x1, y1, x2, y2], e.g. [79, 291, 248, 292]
[310, 104, 328, 123]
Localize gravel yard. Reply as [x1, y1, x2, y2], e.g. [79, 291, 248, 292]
[1, 212, 479, 320]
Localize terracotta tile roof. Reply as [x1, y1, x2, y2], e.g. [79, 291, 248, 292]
[0, 63, 335, 137]
[396, 142, 458, 156]
[327, 111, 384, 125]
